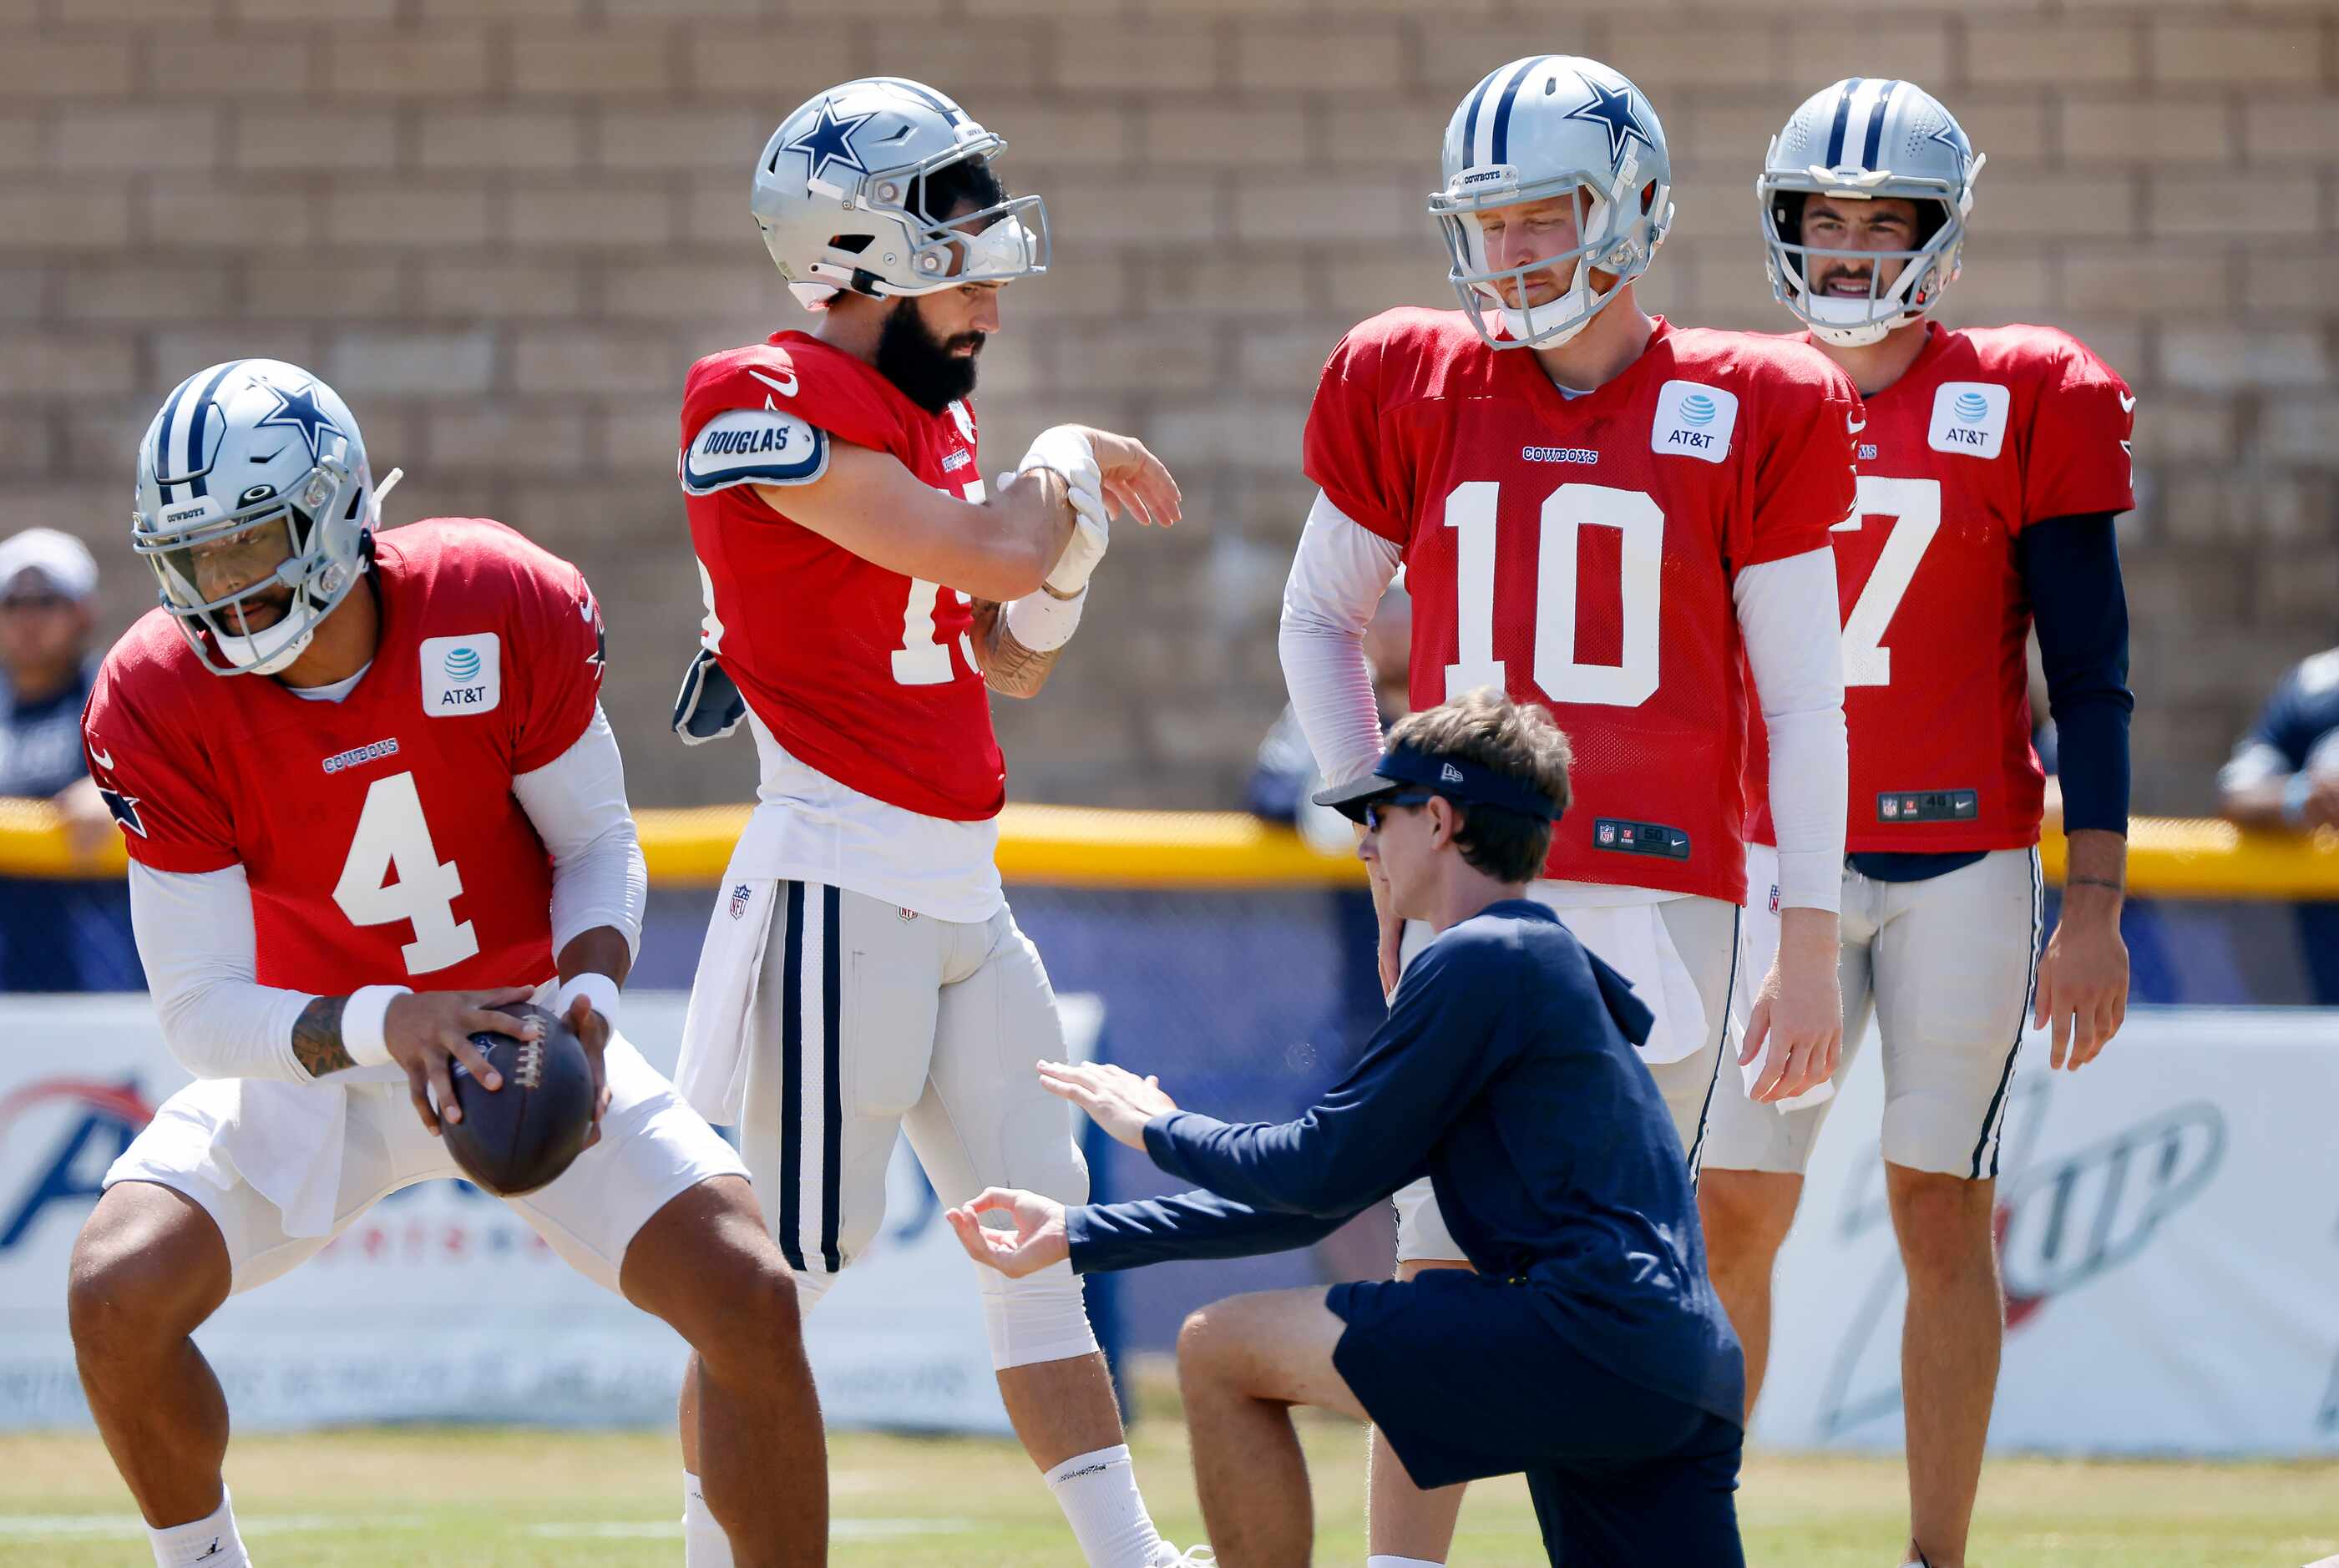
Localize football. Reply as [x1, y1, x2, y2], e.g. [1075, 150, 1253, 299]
[441, 1002, 598, 1196]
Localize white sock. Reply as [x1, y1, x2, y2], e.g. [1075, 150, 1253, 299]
[1044, 1443, 1166, 1567]
[149, 1486, 249, 1567]
[683, 1472, 735, 1568]
[1367, 1557, 1445, 1567]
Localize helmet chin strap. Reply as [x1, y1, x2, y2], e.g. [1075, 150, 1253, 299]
[1801, 295, 1897, 347]
[214, 617, 316, 676]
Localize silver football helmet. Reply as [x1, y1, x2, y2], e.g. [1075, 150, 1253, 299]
[751, 76, 1047, 312]
[1430, 55, 1673, 351]
[131, 360, 388, 676]
[1759, 78, 1984, 346]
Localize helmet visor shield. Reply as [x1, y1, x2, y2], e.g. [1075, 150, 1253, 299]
[155, 514, 301, 634]
[896, 192, 1050, 292]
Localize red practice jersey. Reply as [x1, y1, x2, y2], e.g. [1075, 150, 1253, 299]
[1305, 310, 1860, 903]
[84, 518, 607, 994]
[680, 331, 1004, 822]
[1745, 323, 2134, 853]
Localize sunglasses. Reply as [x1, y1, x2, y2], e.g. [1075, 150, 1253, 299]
[0, 593, 73, 613]
[1362, 791, 1439, 832]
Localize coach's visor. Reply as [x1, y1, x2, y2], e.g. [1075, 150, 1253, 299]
[1312, 742, 1562, 825]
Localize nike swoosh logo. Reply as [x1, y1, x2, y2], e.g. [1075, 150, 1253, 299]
[747, 367, 797, 398]
[2119, 392, 2137, 413]
[1845, 416, 1866, 434]
[89, 743, 114, 771]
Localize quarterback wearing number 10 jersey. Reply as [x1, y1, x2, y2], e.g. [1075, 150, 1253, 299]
[1305, 307, 1861, 908]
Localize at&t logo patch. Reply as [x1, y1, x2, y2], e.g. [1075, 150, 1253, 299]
[1650, 380, 1739, 464]
[420, 633, 501, 716]
[1927, 381, 2010, 458]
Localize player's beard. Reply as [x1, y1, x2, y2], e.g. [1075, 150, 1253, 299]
[877, 298, 982, 415]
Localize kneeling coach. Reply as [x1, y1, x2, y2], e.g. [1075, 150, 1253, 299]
[948, 690, 1748, 1566]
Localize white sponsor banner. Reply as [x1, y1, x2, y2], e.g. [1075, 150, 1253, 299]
[1754, 1007, 2339, 1455]
[0, 993, 1100, 1434]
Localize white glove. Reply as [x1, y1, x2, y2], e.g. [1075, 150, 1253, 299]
[1013, 426, 1110, 598]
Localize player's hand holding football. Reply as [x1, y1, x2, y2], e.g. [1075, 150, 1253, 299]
[559, 991, 615, 1148]
[946, 1187, 1071, 1279]
[1035, 1060, 1177, 1150]
[1741, 910, 1844, 1103]
[382, 987, 537, 1135]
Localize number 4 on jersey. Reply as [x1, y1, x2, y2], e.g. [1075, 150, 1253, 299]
[332, 771, 479, 975]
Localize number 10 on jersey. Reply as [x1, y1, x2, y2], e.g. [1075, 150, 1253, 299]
[1442, 480, 1666, 709]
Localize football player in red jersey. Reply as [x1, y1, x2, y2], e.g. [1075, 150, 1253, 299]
[1699, 81, 2135, 1568]
[666, 78, 1199, 1568]
[1277, 55, 1856, 1564]
[67, 361, 824, 1568]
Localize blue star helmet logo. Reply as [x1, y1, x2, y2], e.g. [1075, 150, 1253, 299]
[1563, 77, 1653, 168]
[253, 381, 345, 464]
[783, 97, 878, 187]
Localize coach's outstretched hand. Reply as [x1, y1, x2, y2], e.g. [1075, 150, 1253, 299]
[947, 1188, 1071, 1278]
[1035, 1060, 1177, 1150]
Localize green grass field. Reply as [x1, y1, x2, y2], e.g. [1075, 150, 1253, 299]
[4, 1408, 2333, 1568]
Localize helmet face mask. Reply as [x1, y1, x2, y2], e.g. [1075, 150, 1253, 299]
[752, 78, 1050, 311]
[1438, 179, 1660, 352]
[1758, 79, 1982, 347]
[1431, 57, 1673, 352]
[133, 360, 377, 677]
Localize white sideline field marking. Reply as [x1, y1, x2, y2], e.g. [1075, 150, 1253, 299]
[0, 1515, 415, 1539]
[0, 1515, 966, 1542]
[529, 1519, 970, 1540]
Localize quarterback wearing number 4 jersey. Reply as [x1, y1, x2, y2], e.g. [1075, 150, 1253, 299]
[67, 361, 823, 1568]
[1700, 81, 2135, 1568]
[670, 78, 1202, 1568]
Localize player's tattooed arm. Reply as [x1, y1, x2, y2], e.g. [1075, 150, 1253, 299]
[969, 598, 1064, 699]
[291, 994, 357, 1078]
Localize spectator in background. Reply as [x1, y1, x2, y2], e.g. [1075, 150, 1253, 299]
[0, 528, 110, 858]
[2218, 645, 2339, 1003]
[0, 526, 140, 994]
[1249, 579, 1410, 854]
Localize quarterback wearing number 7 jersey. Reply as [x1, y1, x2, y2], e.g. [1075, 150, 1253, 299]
[68, 361, 824, 1568]
[1278, 55, 1856, 1562]
[669, 77, 1202, 1568]
[1702, 80, 2135, 1568]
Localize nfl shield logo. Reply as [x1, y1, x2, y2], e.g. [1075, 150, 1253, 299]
[1882, 798, 1901, 819]
[729, 883, 752, 920]
[1597, 822, 1617, 845]
[1768, 884, 1781, 916]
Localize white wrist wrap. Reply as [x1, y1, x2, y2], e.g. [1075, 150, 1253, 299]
[1005, 586, 1086, 653]
[1015, 427, 1110, 597]
[555, 970, 623, 1028]
[341, 984, 411, 1068]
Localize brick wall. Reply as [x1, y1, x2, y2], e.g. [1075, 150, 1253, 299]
[6, 0, 2332, 813]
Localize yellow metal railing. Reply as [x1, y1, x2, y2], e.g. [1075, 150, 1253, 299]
[6, 796, 2339, 899]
